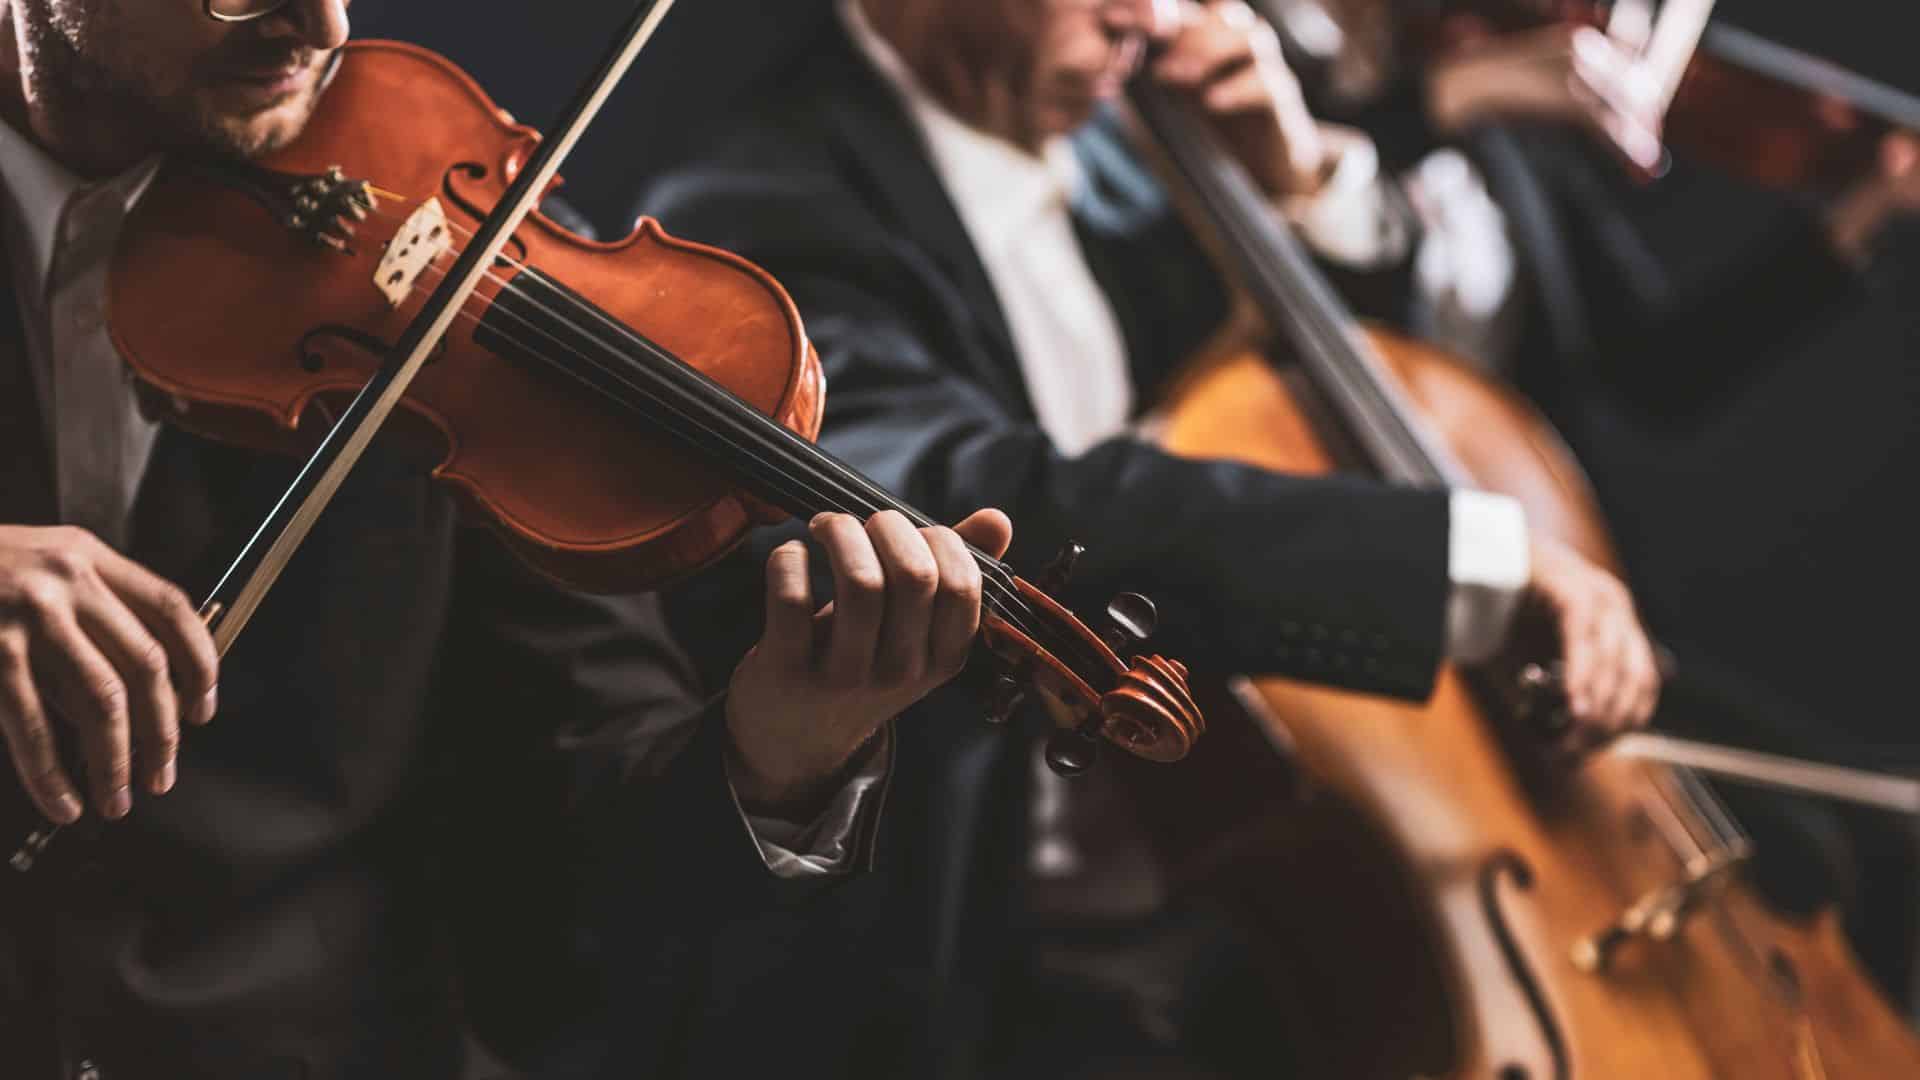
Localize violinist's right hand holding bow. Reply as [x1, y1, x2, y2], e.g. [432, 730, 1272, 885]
[0, 525, 219, 826]
[4, 509, 1015, 833]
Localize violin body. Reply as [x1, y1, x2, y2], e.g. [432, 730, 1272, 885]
[112, 40, 820, 592]
[1142, 328, 1920, 1078]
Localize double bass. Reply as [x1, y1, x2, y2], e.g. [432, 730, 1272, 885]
[1122, 67, 1920, 1078]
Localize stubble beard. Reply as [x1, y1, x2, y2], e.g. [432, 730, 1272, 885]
[25, 5, 321, 165]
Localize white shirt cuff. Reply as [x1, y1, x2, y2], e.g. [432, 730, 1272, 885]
[1446, 489, 1531, 664]
[731, 727, 892, 879]
[1282, 125, 1413, 270]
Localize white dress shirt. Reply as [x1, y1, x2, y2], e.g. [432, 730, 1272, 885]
[841, 0, 1531, 883]
[0, 117, 160, 552]
[0, 115, 871, 879]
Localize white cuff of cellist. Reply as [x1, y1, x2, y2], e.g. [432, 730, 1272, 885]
[1282, 123, 1413, 271]
[1446, 489, 1531, 665]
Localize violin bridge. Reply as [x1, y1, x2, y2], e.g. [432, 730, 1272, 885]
[375, 197, 453, 309]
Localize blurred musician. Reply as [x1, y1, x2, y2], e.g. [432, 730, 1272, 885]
[1270, 0, 1920, 1011]
[639, 0, 1663, 1074]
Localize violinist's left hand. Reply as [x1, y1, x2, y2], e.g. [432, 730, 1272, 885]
[1143, 0, 1333, 197]
[1827, 131, 1920, 264]
[724, 509, 1013, 821]
[1502, 536, 1663, 758]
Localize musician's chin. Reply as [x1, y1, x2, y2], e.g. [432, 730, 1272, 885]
[193, 69, 325, 160]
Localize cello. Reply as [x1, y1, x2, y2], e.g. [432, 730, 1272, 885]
[1121, 65, 1920, 1079]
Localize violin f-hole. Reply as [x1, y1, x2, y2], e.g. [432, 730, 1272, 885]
[443, 161, 531, 264]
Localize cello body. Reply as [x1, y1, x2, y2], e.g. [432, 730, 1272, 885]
[1144, 328, 1920, 1079]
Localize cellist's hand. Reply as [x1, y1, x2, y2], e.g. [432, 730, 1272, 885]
[725, 509, 1013, 820]
[0, 526, 219, 825]
[1144, 0, 1334, 197]
[1426, 23, 1665, 173]
[1502, 535, 1662, 757]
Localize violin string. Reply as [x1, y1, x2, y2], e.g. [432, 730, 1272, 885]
[436, 280, 1107, 681]
[410, 282, 1032, 633]
[358, 196, 1097, 672]
[379, 234, 1105, 677]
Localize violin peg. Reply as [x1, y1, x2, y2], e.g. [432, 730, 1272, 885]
[1044, 723, 1102, 777]
[984, 672, 1026, 726]
[1101, 592, 1158, 653]
[1039, 542, 1085, 596]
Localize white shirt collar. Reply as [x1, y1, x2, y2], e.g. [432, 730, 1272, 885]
[0, 114, 159, 298]
[838, 0, 1084, 258]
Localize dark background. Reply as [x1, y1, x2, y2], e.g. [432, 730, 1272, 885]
[349, 0, 1918, 234]
[353, 0, 836, 232]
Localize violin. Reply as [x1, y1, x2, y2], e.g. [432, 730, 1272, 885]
[1427, 0, 1920, 194]
[1121, 68, 1920, 1078]
[6, 24, 1203, 874]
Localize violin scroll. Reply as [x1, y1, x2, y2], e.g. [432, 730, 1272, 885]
[977, 542, 1204, 770]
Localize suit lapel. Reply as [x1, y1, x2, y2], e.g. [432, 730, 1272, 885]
[812, 21, 1034, 415]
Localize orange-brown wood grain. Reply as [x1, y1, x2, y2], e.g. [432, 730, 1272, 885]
[1141, 332, 1920, 1079]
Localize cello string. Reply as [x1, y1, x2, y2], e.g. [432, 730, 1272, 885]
[1135, 73, 1790, 903]
[1640, 764, 1720, 879]
[1671, 764, 1754, 855]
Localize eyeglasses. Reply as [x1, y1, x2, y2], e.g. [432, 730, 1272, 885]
[205, 0, 292, 22]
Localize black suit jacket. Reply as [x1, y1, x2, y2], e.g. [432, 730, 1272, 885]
[626, 19, 1460, 1078]
[643, 17, 1454, 702]
[0, 245, 839, 1077]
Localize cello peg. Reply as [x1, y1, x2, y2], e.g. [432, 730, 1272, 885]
[1102, 592, 1158, 653]
[1039, 542, 1085, 596]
